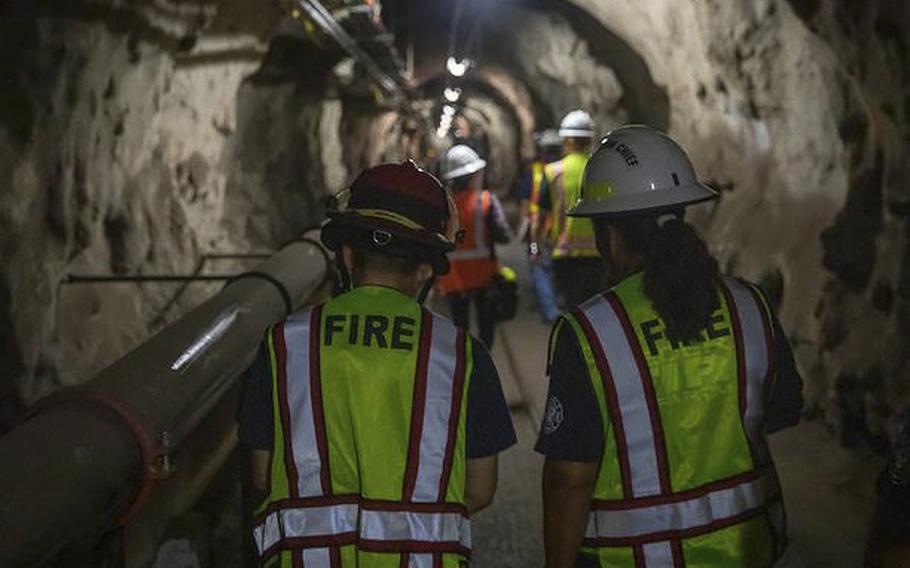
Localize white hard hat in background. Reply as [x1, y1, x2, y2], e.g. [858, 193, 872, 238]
[569, 125, 717, 218]
[558, 110, 596, 139]
[442, 144, 487, 180]
[534, 129, 562, 149]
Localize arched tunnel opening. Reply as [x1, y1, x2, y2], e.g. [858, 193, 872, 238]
[0, 0, 909, 566]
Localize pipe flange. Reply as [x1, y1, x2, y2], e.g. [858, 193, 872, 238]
[27, 388, 172, 525]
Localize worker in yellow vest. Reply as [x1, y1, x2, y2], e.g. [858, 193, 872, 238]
[238, 162, 516, 567]
[437, 145, 512, 348]
[522, 130, 562, 324]
[521, 129, 562, 241]
[535, 126, 803, 567]
[532, 110, 603, 310]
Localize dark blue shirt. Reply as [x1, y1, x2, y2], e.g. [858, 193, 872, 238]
[238, 333, 516, 459]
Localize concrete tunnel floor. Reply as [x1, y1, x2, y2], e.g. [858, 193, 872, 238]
[430, 239, 886, 568]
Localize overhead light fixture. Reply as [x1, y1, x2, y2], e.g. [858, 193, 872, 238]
[446, 57, 471, 78]
[444, 87, 462, 102]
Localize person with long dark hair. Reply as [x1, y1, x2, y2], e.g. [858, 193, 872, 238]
[535, 126, 803, 567]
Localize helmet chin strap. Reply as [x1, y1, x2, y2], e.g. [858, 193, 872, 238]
[417, 275, 436, 305]
[334, 255, 352, 295]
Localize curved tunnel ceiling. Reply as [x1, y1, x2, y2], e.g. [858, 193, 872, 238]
[382, 0, 671, 142]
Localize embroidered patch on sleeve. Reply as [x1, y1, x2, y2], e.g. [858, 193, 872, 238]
[543, 396, 565, 435]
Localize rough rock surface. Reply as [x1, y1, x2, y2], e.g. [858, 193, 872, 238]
[0, 2, 411, 431]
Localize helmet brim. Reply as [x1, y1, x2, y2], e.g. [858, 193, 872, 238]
[443, 158, 487, 180]
[559, 128, 595, 139]
[323, 211, 455, 251]
[567, 183, 718, 218]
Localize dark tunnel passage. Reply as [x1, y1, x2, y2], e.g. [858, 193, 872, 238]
[0, 0, 909, 566]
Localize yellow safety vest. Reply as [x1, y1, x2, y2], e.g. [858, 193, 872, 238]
[557, 272, 786, 567]
[546, 153, 597, 259]
[255, 286, 473, 567]
[529, 160, 546, 231]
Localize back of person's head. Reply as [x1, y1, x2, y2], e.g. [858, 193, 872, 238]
[596, 214, 719, 343]
[348, 248, 423, 285]
[321, 161, 457, 281]
[570, 125, 720, 343]
[534, 129, 562, 162]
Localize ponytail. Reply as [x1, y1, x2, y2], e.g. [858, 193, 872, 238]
[607, 214, 720, 344]
[643, 217, 720, 344]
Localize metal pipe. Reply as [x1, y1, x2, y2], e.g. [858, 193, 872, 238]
[0, 239, 329, 567]
[295, 0, 402, 97]
[62, 274, 238, 284]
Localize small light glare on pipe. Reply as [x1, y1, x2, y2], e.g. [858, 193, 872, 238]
[444, 87, 462, 102]
[446, 57, 470, 78]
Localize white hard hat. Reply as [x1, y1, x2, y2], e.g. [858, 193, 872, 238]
[534, 129, 562, 149]
[442, 144, 487, 180]
[558, 110, 595, 139]
[568, 125, 717, 218]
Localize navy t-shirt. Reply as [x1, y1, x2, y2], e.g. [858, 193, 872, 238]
[535, 301, 804, 461]
[238, 334, 516, 459]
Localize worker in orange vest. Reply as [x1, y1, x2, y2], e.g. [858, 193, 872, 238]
[437, 145, 513, 347]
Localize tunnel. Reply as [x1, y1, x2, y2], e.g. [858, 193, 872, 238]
[0, 0, 909, 566]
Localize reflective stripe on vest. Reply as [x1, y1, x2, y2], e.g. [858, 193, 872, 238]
[254, 497, 359, 556]
[572, 282, 781, 558]
[255, 304, 471, 560]
[721, 277, 775, 466]
[254, 499, 471, 558]
[360, 502, 471, 553]
[449, 190, 491, 261]
[584, 469, 780, 544]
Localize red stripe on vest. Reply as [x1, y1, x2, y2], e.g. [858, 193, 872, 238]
[403, 310, 434, 500]
[361, 499, 468, 515]
[718, 281, 761, 467]
[438, 328, 467, 499]
[604, 292, 672, 496]
[359, 539, 470, 557]
[261, 533, 358, 561]
[308, 306, 333, 496]
[274, 323, 301, 498]
[671, 539, 686, 567]
[573, 307, 634, 498]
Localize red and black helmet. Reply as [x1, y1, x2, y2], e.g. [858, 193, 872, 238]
[321, 161, 457, 274]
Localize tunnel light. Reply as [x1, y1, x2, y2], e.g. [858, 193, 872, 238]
[446, 57, 471, 78]
[436, 127, 450, 138]
[444, 87, 462, 103]
[443, 104, 457, 116]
